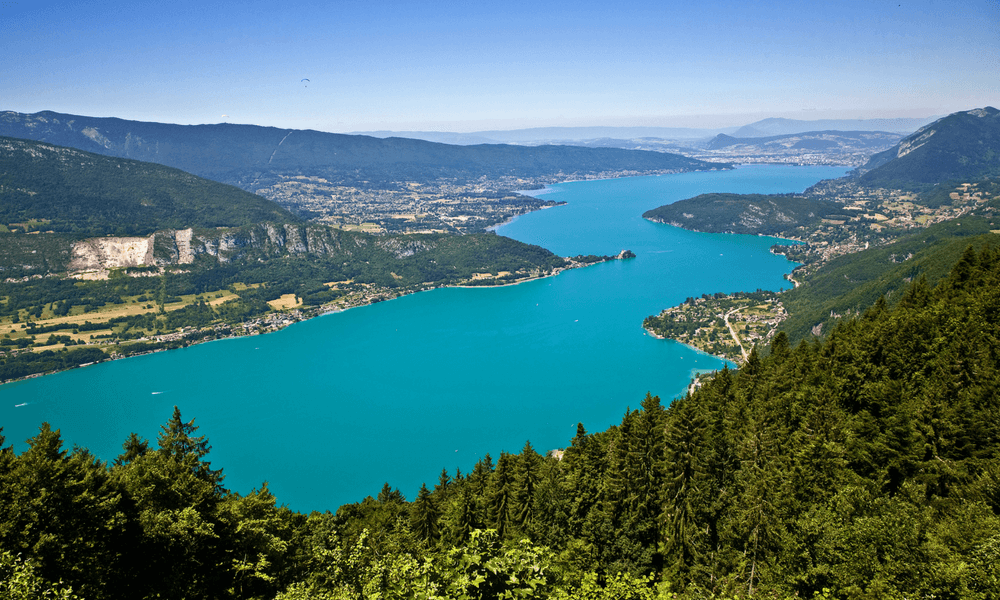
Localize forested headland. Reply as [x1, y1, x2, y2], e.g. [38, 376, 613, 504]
[4, 245, 999, 599]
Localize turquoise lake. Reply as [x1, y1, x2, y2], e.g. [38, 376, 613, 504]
[0, 165, 847, 512]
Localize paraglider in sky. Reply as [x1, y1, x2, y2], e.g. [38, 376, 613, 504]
[301, 78, 310, 87]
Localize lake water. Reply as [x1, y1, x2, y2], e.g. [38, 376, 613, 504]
[0, 165, 847, 512]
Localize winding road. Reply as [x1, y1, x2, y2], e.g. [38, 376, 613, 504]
[723, 307, 749, 363]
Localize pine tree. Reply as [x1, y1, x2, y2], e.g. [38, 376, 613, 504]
[377, 482, 405, 504]
[662, 396, 708, 581]
[113, 408, 228, 599]
[409, 482, 439, 546]
[487, 452, 515, 539]
[443, 481, 479, 546]
[157, 405, 224, 490]
[627, 394, 666, 529]
[435, 467, 451, 496]
[0, 424, 128, 600]
[512, 440, 541, 532]
[113, 432, 149, 467]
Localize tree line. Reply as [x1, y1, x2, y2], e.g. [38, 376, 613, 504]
[3, 246, 1000, 598]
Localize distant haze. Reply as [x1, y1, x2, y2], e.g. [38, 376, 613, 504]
[354, 116, 940, 145]
[352, 126, 740, 144]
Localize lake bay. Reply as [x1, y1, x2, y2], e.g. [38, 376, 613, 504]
[0, 165, 847, 512]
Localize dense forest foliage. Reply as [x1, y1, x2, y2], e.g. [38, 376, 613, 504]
[0, 137, 299, 236]
[642, 194, 841, 236]
[3, 246, 999, 599]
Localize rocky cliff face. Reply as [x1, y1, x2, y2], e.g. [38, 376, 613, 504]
[67, 222, 435, 278]
[69, 235, 155, 274]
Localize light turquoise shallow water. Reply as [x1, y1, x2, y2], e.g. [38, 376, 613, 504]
[0, 165, 847, 511]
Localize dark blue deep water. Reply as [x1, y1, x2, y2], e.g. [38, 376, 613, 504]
[0, 165, 847, 511]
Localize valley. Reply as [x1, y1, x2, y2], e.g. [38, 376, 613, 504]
[2, 105, 999, 600]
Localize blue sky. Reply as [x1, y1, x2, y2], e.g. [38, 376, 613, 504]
[2, 0, 997, 132]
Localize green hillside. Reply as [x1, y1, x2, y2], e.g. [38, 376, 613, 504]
[642, 193, 842, 236]
[0, 136, 298, 236]
[858, 106, 1000, 189]
[779, 216, 1000, 341]
[0, 138, 581, 382]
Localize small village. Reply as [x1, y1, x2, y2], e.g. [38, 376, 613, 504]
[644, 292, 787, 364]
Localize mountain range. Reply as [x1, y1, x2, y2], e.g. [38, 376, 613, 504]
[2, 106, 999, 599]
[0, 111, 724, 192]
[354, 116, 938, 145]
[704, 130, 902, 152]
[731, 115, 937, 138]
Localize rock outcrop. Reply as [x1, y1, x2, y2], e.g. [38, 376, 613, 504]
[66, 222, 442, 278]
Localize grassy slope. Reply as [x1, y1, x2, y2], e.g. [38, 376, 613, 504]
[780, 217, 1000, 341]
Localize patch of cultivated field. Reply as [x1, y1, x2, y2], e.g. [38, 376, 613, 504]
[0, 288, 239, 338]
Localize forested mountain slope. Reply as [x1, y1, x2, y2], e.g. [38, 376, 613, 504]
[642, 193, 842, 236]
[857, 106, 1000, 189]
[778, 216, 1000, 341]
[0, 110, 727, 189]
[3, 246, 999, 599]
[0, 136, 298, 236]
[0, 136, 581, 383]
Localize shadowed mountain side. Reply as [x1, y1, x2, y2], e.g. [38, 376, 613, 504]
[856, 107, 1000, 188]
[0, 136, 299, 237]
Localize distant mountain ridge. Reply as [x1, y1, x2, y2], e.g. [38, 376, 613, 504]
[0, 111, 726, 191]
[358, 118, 935, 146]
[705, 130, 903, 151]
[732, 116, 937, 138]
[352, 126, 737, 144]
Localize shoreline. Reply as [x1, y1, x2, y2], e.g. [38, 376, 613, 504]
[0, 257, 616, 388]
[488, 200, 566, 233]
[643, 323, 736, 366]
[643, 323, 733, 398]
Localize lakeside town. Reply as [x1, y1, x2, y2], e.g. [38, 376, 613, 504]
[251, 169, 692, 234]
